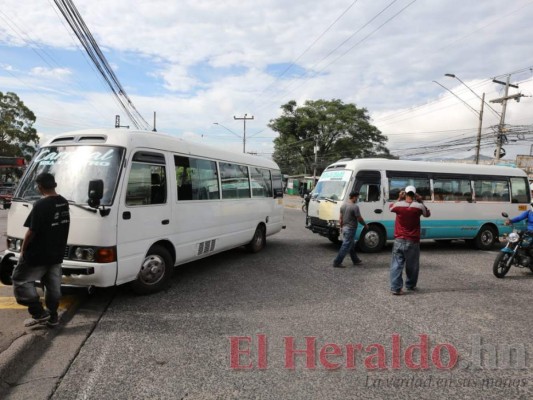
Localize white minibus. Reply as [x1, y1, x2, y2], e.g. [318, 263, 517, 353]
[1, 129, 285, 294]
[306, 158, 530, 252]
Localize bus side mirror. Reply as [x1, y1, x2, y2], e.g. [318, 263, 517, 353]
[273, 188, 284, 199]
[88, 180, 104, 208]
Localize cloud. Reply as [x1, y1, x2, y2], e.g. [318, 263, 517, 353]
[0, 0, 532, 162]
[30, 66, 72, 80]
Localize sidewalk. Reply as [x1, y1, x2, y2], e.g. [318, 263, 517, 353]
[0, 287, 82, 393]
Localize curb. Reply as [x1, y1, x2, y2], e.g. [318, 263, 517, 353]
[0, 293, 84, 395]
[0, 333, 40, 390]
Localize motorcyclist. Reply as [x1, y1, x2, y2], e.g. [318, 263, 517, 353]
[505, 208, 533, 230]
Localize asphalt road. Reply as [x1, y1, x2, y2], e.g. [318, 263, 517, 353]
[3, 203, 533, 399]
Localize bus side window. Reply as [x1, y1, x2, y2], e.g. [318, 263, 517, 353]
[151, 172, 166, 204]
[175, 155, 193, 201]
[126, 163, 167, 206]
[368, 185, 380, 201]
[510, 178, 529, 204]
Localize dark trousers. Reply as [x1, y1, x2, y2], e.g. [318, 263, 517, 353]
[12, 260, 62, 317]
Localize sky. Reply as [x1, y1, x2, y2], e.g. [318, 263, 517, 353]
[1, 0, 533, 163]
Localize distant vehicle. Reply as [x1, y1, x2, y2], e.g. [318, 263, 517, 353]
[306, 158, 530, 252]
[0, 182, 16, 207]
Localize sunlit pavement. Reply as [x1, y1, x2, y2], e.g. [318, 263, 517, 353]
[0, 195, 300, 352]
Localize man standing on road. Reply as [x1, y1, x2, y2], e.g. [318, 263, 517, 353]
[333, 191, 368, 268]
[389, 185, 430, 295]
[12, 173, 70, 327]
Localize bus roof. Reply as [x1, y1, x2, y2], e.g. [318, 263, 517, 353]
[42, 128, 279, 170]
[324, 158, 527, 177]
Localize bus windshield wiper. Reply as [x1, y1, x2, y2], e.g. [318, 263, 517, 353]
[67, 200, 97, 213]
[13, 196, 40, 202]
[317, 196, 338, 204]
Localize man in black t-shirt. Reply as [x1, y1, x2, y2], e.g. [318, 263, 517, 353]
[12, 172, 70, 327]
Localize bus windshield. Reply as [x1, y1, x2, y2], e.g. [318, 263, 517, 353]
[16, 145, 125, 205]
[313, 170, 352, 200]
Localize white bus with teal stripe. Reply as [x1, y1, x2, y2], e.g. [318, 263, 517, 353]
[306, 158, 530, 252]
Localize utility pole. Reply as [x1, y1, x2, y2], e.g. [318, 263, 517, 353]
[152, 111, 157, 132]
[234, 114, 254, 153]
[491, 76, 522, 162]
[475, 93, 485, 164]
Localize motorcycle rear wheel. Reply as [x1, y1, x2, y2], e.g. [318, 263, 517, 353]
[493, 252, 512, 278]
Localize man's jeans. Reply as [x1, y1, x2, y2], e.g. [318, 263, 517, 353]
[333, 227, 361, 266]
[390, 239, 420, 291]
[12, 260, 62, 317]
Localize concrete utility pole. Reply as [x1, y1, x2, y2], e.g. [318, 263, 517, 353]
[234, 114, 254, 153]
[491, 76, 522, 162]
[475, 93, 485, 165]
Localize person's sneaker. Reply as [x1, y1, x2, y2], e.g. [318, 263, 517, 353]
[24, 311, 50, 327]
[46, 313, 60, 327]
[406, 287, 417, 292]
[333, 263, 346, 268]
[391, 289, 403, 296]
[353, 259, 363, 265]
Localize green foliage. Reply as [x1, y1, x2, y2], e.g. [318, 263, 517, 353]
[269, 99, 395, 175]
[0, 92, 39, 160]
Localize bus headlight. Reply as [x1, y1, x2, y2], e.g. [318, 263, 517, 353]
[73, 247, 95, 261]
[7, 237, 23, 252]
[507, 232, 520, 243]
[69, 246, 116, 263]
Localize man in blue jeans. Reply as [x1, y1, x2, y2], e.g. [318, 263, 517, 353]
[333, 191, 368, 268]
[12, 173, 70, 327]
[389, 186, 431, 295]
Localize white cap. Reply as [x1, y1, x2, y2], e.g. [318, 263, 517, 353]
[405, 185, 416, 194]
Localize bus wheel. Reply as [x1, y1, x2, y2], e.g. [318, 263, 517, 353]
[130, 245, 173, 295]
[328, 235, 340, 244]
[247, 224, 266, 253]
[358, 225, 386, 253]
[474, 225, 497, 250]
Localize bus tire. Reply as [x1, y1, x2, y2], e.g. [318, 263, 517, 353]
[246, 224, 266, 253]
[328, 235, 340, 244]
[358, 225, 386, 253]
[130, 245, 173, 295]
[474, 225, 497, 250]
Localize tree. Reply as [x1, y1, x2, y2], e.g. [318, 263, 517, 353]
[269, 99, 394, 175]
[0, 92, 39, 160]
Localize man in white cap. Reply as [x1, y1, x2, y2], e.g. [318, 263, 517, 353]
[389, 185, 430, 295]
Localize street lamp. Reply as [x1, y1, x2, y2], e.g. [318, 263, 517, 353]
[444, 73, 501, 118]
[435, 75, 486, 165]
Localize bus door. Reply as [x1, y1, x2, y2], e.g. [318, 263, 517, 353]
[354, 170, 383, 216]
[116, 150, 173, 284]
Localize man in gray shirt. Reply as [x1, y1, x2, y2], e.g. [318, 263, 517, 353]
[333, 191, 368, 268]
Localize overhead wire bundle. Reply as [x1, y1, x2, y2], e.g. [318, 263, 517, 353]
[53, 0, 150, 130]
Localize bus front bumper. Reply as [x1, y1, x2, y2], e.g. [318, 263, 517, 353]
[0, 251, 116, 287]
[306, 217, 340, 240]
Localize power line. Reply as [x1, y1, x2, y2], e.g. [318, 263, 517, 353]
[248, 0, 417, 118]
[255, 0, 361, 98]
[53, 0, 150, 130]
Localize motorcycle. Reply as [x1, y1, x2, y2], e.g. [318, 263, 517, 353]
[301, 192, 311, 213]
[493, 212, 533, 278]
